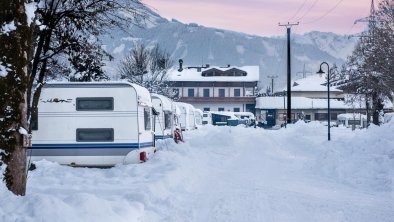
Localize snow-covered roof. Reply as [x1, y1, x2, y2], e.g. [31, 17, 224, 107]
[44, 81, 152, 107]
[208, 111, 239, 120]
[168, 65, 259, 82]
[279, 74, 342, 92]
[128, 82, 152, 107]
[256, 97, 366, 109]
[174, 102, 195, 111]
[234, 112, 255, 119]
[151, 93, 173, 111]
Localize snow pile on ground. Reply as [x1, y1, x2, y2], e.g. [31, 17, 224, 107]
[1, 121, 393, 222]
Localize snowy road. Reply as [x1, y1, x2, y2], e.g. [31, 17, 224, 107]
[1, 122, 393, 222]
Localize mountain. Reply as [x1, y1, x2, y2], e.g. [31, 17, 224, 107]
[102, 4, 357, 90]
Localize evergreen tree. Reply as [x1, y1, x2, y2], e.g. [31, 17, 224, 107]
[0, 0, 147, 195]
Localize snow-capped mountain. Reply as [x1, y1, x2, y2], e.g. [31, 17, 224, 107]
[102, 4, 357, 89]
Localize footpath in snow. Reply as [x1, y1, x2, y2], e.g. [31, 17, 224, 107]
[1, 121, 393, 222]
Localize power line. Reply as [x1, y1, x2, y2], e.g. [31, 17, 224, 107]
[302, 0, 345, 25]
[297, 0, 320, 21]
[289, 0, 309, 21]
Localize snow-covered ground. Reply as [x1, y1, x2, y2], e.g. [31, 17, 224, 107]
[1, 121, 393, 222]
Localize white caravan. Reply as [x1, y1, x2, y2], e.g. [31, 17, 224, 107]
[151, 93, 174, 140]
[337, 113, 367, 128]
[30, 82, 155, 166]
[194, 109, 203, 128]
[174, 102, 196, 131]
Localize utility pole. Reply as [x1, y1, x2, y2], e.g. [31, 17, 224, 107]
[267, 75, 278, 95]
[279, 22, 299, 124]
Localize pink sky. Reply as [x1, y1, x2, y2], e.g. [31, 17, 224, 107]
[142, 0, 372, 36]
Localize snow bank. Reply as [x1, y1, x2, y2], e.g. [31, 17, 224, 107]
[0, 121, 393, 221]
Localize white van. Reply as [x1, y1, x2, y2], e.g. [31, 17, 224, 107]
[29, 82, 155, 166]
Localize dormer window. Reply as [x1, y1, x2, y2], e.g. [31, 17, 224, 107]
[201, 68, 247, 77]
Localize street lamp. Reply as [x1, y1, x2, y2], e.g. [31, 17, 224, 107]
[317, 62, 331, 141]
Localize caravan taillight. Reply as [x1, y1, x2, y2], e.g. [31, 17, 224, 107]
[140, 152, 147, 162]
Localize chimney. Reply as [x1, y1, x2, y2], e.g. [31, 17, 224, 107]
[205, 64, 210, 68]
[227, 64, 230, 68]
[178, 59, 183, 72]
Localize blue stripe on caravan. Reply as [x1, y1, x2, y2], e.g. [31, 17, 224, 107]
[154, 135, 172, 140]
[31, 142, 153, 149]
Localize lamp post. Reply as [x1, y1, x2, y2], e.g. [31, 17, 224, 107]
[317, 62, 331, 141]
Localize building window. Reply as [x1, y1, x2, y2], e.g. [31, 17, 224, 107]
[76, 128, 114, 142]
[144, 107, 151, 130]
[218, 108, 224, 111]
[234, 89, 241, 97]
[188, 88, 195, 97]
[203, 107, 210, 111]
[234, 108, 240, 112]
[314, 113, 328, 121]
[173, 88, 179, 97]
[76, 97, 114, 111]
[203, 88, 210, 97]
[218, 89, 225, 97]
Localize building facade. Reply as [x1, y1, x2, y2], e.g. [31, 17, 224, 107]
[168, 64, 259, 113]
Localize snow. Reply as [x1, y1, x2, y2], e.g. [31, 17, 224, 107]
[235, 45, 245, 54]
[256, 97, 367, 109]
[18, 127, 28, 135]
[0, 64, 8, 77]
[0, 21, 16, 35]
[25, 2, 36, 25]
[113, 44, 125, 54]
[128, 82, 152, 107]
[285, 74, 342, 92]
[1, 121, 394, 221]
[168, 65, 259, 82]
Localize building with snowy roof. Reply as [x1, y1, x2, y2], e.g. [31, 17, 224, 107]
[274, 74, 344, 99]
[256, 73, 393, 127]
[168, 60, 259, 113]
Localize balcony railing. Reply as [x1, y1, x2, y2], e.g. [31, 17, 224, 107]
[178, 96, 256, 103]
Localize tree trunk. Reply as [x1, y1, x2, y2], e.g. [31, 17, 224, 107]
[372, 92, 384, 125]
[0, 0, 32, 196]
[4, 132, 27, 196]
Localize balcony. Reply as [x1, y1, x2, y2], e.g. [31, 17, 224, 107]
[178, 96, 256, 104]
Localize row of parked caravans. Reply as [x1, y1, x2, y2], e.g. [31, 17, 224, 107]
[30, 82, 202, 167]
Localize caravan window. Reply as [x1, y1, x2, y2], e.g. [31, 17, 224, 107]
[144, 107, 151, 130]
[76, 97, 114, 111]
[164, 111, 172, 129]
[76, 128, 114, 142]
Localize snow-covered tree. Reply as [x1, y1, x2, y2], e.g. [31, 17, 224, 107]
[119, 43, 175, 98]
[341, 0, 394, 126]
[0, 0, 147, 196]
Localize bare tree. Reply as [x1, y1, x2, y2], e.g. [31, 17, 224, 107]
[0, 0, 147, 195]
[119, 43, 175, 98]
[340, 0, 394, 126]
